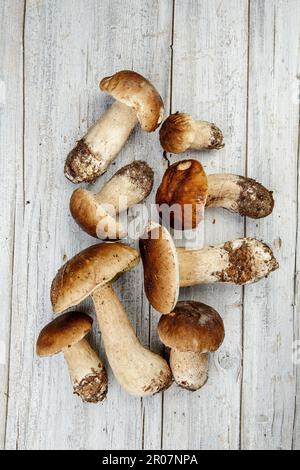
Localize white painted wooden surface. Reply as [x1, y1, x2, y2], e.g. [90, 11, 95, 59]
[0, 0, 299, 450]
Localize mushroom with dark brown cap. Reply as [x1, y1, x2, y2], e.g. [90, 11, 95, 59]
[140, 224, 278, 314]
[158, 301, 225, 391]
[36, 312, 108, 403]
[159, 112, 224, 154]
[156, 160, 274, 223]
[51, 242, 172, 397]
[156, 159, 208, 230]
[70, 160, 154, 239]
[65, 70, 164, 183]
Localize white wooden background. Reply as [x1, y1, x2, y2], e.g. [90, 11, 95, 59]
[0, 0, 299, 450]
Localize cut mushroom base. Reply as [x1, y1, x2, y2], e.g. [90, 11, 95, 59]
[70, 161, 154, 239]
[206, 174, 274, 219]
[65, 70, 164, 183]
[51, 242, 172, 397]
[92, 284, 172, 396]
[178, 237, 279, 287]
[36, 312, 108, 403]
[159, 112, 224, 154]
[158, 301, 225, 391]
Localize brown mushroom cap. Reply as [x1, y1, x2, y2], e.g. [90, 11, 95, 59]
[51, 243, 140, 314]
[156, 159, 208, 230]
[139, 224, 179, 314]
[100, 70, 164, 132]
[36, 312, 92, 357]
[158, 301, 225, 353]
[159, 113, 195, 153]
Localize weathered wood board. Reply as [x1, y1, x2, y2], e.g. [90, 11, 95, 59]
[0, 0, 299, 450]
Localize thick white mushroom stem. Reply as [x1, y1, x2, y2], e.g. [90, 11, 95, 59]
[191, 121, 224, 150]
[63, 338, 108, 403]
[65, 101, 137, 183]
[178, 238, 279, 287]
[206, 174, 274, 219]
[92, 284, 172, 397]
[169, 350, 209, 391]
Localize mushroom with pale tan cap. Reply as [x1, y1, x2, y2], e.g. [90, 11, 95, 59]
[158, 301, 225, 391]
[51, 243, 172, 397]
[140, 224, 278, 314]
[70, 160, 154, 239]
[36, 312, 108, 403]
[156, 160, 274, 223]
[65, 70, 164, 183]
[159, 112, 224, 154]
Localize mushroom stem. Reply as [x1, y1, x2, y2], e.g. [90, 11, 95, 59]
[178, 238, 279, 287]
[63, 338, 107, 403]
[92, 284, 172, 397]
[65, 101, 137, 183]
[191, 121, 224, 150]
[169, 350, 209, 391]
[206, 174, 274, 218]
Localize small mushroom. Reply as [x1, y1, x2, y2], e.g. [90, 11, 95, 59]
[158, 301, 225, 390]
[51, 243, 172, 397]
[140, 224, 278, 313]
[159, 112, 224, 154]
[36, 312, 108, 403]
[206, 174, 274, 219]
[65, 70, 164, 183]
[70, 160, 154, 239]
[156, 160, 274, 222]
[178, 238, 279, 286]
[156, 159, 208, 230]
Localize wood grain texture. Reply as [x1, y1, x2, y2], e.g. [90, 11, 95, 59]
[0, 0, 25, 449]
[3, 0, 173, 450]
[242, 0, 300, 450]
[161, 0, 249, 450]
[1, 0, 299, 450]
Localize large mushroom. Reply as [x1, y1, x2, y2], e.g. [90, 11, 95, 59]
[158, 301, 225, 391]
[65, 70, 164, 183]
[178, 238, 279, 286]
[70, 160, 154, 239]
[156, 160, 274, 222]
[36, 312, 108, 403]
[51, 243, 172, 397]
[159, 112, 224, 154]
[140, 224, 278, 314]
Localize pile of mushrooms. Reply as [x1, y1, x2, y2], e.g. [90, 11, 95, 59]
[37, 69, 278, 403]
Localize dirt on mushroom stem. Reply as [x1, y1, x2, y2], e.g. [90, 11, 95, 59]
[73, 367, 108, 403]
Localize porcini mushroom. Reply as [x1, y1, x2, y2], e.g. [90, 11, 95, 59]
[51, 243, 172, 397]
[70, 160, 154, 239]
[36, 312, 108, 403]
[139, 224, 278, 314]
[159, 112, 224, 154]
[178, 238, 279, 286]
[65, 70, 164, 183]
[158, 301, 225, 390]
[206, 174, 274, 219]
[139, 223, 179, 314]
[156, 160, 274, 223]
[156, 159, 208, 230]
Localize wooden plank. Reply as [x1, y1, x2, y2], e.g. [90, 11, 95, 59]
[162, 0, 249, 450]
[4, 0, 173, 450]
[0, 0, 25, 449]
[242, 0, 300, 450]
